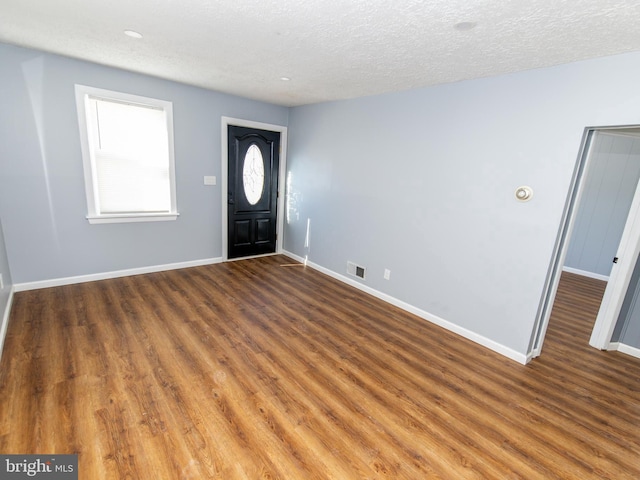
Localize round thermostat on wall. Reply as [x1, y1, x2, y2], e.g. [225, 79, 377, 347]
[515, 186, 533, 202]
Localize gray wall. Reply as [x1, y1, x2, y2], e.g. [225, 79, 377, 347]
[285, 51, 640, 357]
[565, 132, 640, 277]
[0, 43, 288, 284]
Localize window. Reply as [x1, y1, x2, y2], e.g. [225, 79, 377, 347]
[243, 143, 265, 205]
[75, 85, 178, 223]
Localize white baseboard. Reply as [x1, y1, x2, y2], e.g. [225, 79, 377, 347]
[0, 287, 15, 361]
[13, 257, 224, 292]
[562, 266, 609, 282]
[610, 341, 640, 359]
[282, 250, 528, 365]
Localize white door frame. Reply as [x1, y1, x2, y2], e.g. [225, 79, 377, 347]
[530, 129, 597, 358]
[221, 117, 288, 262]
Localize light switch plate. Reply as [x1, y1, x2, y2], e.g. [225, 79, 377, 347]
[204, 176, 217, 186]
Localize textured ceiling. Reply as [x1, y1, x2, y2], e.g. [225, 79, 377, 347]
[2, 0, 640, 106]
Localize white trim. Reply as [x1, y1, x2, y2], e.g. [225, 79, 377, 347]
[13, 257, 223, 292]
[283, 250, 528, 365]
[221, 117, 288, 261]
[87, 213, 179, 224]
[0, 287, 15, 361]
[615, 342, 640, 359]
[562, 266, 609, 282]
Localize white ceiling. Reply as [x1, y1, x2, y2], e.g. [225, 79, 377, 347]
[2, 0, 640, 107]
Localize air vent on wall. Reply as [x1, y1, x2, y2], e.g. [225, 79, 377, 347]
[347, 261, 366, 279]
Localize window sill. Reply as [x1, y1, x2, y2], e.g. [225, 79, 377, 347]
[87, 213, 179, 224]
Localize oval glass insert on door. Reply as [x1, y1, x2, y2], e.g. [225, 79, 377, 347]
[243, 143, 265, 205]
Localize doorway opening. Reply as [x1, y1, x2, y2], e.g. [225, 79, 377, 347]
[532, 125, 640, 359]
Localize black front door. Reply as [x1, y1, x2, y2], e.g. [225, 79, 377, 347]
[227, 125, 280, 259]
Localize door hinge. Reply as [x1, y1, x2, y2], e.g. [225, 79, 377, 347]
[613, 257, 619, 264]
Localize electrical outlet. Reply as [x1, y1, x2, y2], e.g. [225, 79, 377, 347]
[203, 176, 217, 185]
[384, 269, 391, 280]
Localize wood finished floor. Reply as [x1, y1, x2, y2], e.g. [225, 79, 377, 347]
[0, 257, 639, 479]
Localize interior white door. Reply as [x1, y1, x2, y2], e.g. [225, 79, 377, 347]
[589, 175, 640, 348]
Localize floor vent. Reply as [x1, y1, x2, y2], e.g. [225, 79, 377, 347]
[347, 261, 366, 279]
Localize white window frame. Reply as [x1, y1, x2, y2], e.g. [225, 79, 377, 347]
[75, 85, 179, 224]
